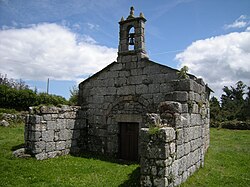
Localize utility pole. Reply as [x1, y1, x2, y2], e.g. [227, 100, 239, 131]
[47, 78, 49, 94]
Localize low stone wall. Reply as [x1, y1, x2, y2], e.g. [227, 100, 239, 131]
[25, 105, 86, 160]
[0, 112, 26, 127]
[140, 101, 209, 187]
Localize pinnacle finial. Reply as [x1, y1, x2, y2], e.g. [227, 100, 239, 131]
[140, 12, 145, 18]
[127, 6, 135, 19]
[130, 6, 135, 17]
[121, 16, 124, 21]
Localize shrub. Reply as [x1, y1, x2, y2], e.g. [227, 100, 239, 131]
[220, 120, 250, 130]
[177, 66, 189, 79]
[0, 85, 68, 111]
[36, 93, 68, 106]
[211, 120, 250, 130]
[0, 108, 18, 114]
[148, 126, 160, 135]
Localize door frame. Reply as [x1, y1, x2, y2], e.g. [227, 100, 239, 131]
[106, 114, 143, 160]
[119, 122, 139, 161]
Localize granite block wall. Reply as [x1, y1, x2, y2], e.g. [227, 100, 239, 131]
[140, 127, 176, 187]
[24, 59, 210, 186]
[78, 59, 210, 156]
[25, 105, 87, 160]
[140, 101, 209, 187]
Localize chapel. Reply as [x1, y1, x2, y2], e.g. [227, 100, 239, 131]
[78, 7, 210, 161]
[25, 7, 211, 186]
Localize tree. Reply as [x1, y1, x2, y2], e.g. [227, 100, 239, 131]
[210, 96, 221, 122]
[0, 74, 69, 110]
[0, 84, 36, 110]
[242, 86, 250, 120]
[209, 81, 250, 129]
[221, 81, 247, 120]
[68, 85, 79, 105]
[0, 73, 29, 90]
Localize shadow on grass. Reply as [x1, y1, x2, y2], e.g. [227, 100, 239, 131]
[71, 151, 139, 165]
[119, 167, 140, 187]
[72, 152, 141, 186]
[11, 143, 25, 151]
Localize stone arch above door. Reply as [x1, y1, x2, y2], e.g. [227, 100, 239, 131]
[105, 95, 149, 116]
[105, 95, 149, 159]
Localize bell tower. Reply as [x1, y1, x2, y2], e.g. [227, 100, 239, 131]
[117, 7, 148, 62]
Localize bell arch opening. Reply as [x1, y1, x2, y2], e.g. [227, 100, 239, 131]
[128, 26, 135, 51]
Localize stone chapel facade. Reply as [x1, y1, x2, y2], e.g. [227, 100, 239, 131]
[25, 7, 211, 187]
[78, 7, 210, 160]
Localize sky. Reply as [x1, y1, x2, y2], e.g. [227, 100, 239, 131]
[0, 0, 250, 99]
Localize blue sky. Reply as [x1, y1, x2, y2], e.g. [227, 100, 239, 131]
[0, 0, 250, 99]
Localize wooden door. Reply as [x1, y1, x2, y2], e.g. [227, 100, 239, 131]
[119, 122, 139, 161]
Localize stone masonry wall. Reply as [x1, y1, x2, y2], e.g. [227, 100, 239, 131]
[78, 59, 210, 157]
[140, 127, 176, 187]
[24, 60, 210, 187]
[165, 79, 210, 154]
[140, 101, 209, 187]
[25, 105, 87, 160]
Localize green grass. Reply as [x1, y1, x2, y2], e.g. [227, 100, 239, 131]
[0, 123, 139, 187]
[181, 128, 250, 187]
[0, 125, 249, 187]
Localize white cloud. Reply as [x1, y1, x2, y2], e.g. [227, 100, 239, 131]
[80, 35, 97, 44]
[0, 23, 117, 82]
[72, 23, 81, 30]
[224, 15, 249, 30]
[175, 31, 250, 98]
[86, 23, 99, 30]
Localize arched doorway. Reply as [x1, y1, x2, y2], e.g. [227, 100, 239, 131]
[105, 96, 149, 161]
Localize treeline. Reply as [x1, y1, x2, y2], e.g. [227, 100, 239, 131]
[210, 81, 250, 129]
[0, 74, 71, 111]
[0, 85, 68, 111]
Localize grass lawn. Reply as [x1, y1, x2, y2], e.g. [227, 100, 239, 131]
[181, 128, 250, 187]
[0, 124, 249, 187]
[0, 123, 139, 187]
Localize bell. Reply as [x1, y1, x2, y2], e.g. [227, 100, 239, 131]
[129, 33, 135, 45]
[129, 37, 135, 45]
